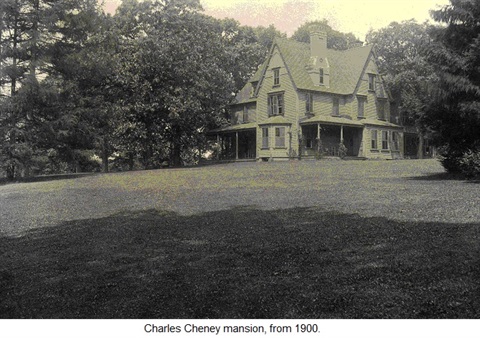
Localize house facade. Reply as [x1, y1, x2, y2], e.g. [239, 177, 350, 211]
[211, 29, 404, 161]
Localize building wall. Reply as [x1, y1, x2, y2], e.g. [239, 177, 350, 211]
[230, 102, 257, 124]
[362, 126, 404, 159]
[256, 46, 299, 160]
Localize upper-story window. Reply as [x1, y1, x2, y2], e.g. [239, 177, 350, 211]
[243, 106, 248, 123]
[268, 93, 284, 116]
[273, 68, 280, 86]
[305, 93, 313, 114]
[368, 74, 376, 91]
[357, 96, 365, 118]
[377, 99, 386, 120]
[332, 97, 339, 116]
[319, 68, 324, 84]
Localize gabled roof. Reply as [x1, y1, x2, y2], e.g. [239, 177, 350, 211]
[275, 38, 373, 95]
[234, 38, 375, 104]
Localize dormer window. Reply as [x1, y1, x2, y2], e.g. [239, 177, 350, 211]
[273, 68, 280, 86]
[319, 68, 324, 84]
[368, 74, 376, 91]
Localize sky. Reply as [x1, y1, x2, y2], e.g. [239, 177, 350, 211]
[102, 0, 451, 40]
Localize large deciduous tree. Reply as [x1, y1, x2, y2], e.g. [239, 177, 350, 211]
[113, 0, 261, 167]
[425, 0, 480, 176]
[366, 20, 436, 158]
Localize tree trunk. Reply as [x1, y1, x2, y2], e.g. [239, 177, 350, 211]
[102, 136, 109, 173]
[171, 143, 182, 167]
[417, 134, 424, 159]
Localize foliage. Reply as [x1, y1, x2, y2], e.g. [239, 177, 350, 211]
[458, 149, 480, 178]
[425, 0, 480, 175]
[291, 19, 361, 50]
[366, 20, 436, 128]
[113, 0, 261, 167]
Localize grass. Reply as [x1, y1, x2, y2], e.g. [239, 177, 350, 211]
[0, 159, 479, 318]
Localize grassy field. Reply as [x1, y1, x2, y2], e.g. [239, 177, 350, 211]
[0, 159, 479, 318]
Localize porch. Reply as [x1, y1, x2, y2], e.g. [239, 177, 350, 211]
[210, 126, 256, 161]
[301, 123, 363, 158]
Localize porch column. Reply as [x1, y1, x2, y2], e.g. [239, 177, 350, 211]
[235, 131, 239, 160]
[340, 125, 344, 143]
[317, 123, 321, 157]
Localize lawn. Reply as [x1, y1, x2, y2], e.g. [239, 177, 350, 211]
[0, 159, 479, 318]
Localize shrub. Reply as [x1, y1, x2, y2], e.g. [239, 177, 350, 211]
[459, 150, 480, 178]
[338, 142, 347, 159]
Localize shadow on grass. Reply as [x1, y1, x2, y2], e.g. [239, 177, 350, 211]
[1, 206, 479, 319]
[407, 172, 480, 183]
[0, 173, 98, 186]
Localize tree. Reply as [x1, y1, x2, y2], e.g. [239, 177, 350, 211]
[291, 19, 361, 50]
[253, 24, 286, 51]
[424, 0, 480, 175]
[366, 20, 436, 158]
[113, 0, 264, 167]
[0, 0, 105, 178]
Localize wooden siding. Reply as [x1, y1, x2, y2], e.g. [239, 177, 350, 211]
[362, 126, 404, 159]
[230, 102, 257, 125]
[256, 46, 299, 160]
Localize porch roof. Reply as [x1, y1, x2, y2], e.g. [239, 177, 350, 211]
[361, 119, 404, 128]
[300, 115, 363, 127]
[258, 115, 292, 125]
[208, 122, 257, 133]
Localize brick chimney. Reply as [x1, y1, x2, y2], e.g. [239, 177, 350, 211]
[307, 26, 330, 87]
[310, 29, 327, 59]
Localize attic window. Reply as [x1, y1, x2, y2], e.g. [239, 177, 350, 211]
[368, 74, 376, 91]
[273, 68, 280, 86]
[319, 68, 324, 84]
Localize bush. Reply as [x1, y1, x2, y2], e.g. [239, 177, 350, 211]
[338, 142, 347, 159]
[459, 150, 480, 178]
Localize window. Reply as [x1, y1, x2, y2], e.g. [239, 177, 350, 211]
[250, 82, 258, 97]
[332, 97, 339, 116]
[377, 100, 386, 120]
[382, 130, 389, 150]
[357, 97, 365, 118]
[392, 132, 400, 151]
[268, 93, 284, 116]
[371, 130, 378, 149]
[275, 127, 286, 148]
[243, 106, 248, 123]
[368, 74, 376, 91]
[262, 127, 269, 148]
[305, 93, 313, 114]
[319, 68, 324, 84]
[273, 68, 280, 86]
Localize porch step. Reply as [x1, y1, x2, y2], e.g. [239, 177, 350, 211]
[302, 156, 367, 161]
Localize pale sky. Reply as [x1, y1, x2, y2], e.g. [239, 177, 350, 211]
[102, 0, 450, 40]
